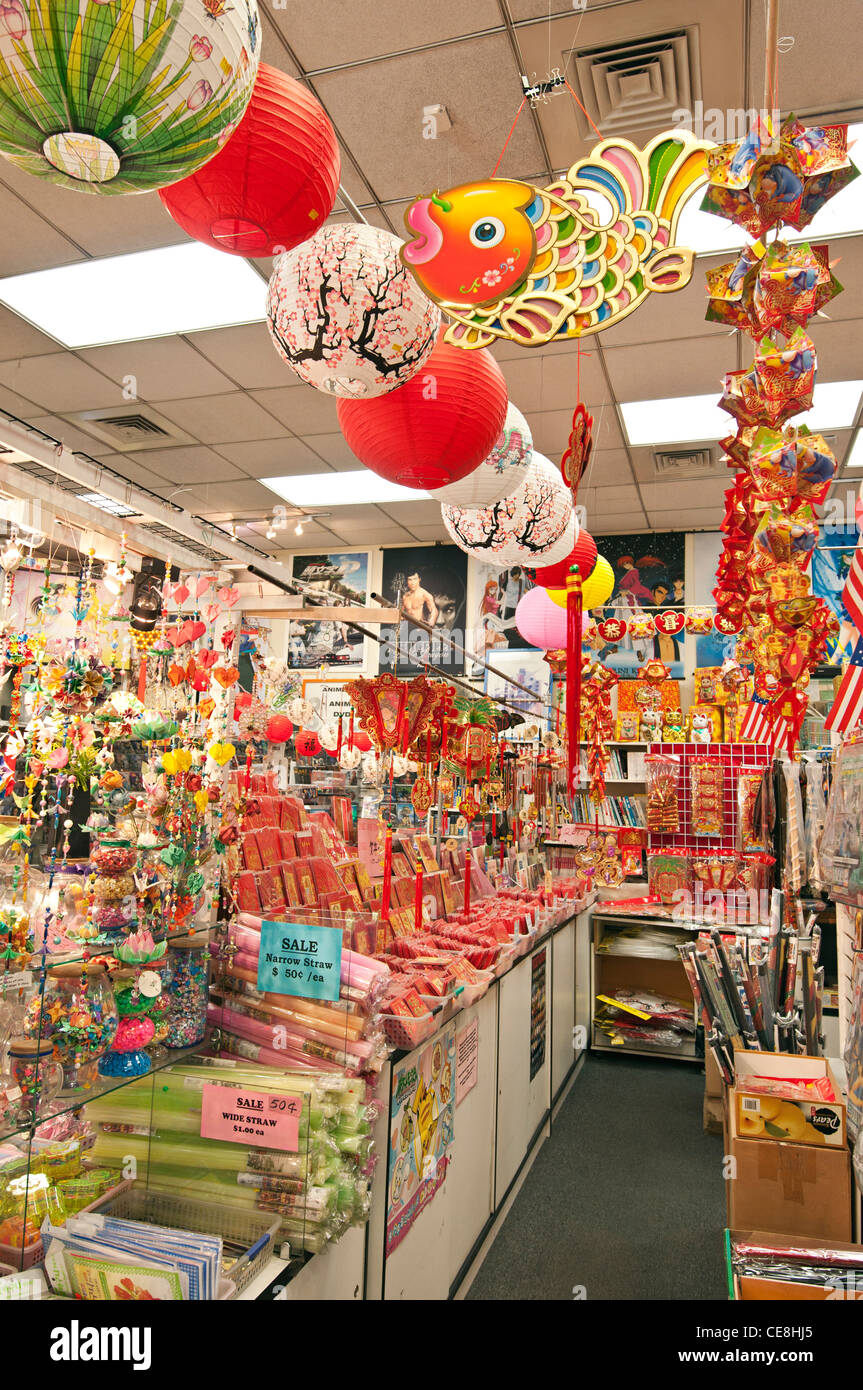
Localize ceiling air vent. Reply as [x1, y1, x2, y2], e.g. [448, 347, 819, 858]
[71, 406, 192, 452]
[564, 28, 701, 136]
[654, 447, 716, 478]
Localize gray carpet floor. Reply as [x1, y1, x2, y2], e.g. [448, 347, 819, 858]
[466, 1053, 728, 1301]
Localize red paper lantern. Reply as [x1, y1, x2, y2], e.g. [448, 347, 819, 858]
[351, 731, 372, 753]
[233, 691, 253, 719]
[528, 530, 598, 589]
[159, 65, 340, 258]
[265, 715, 294, 743]
[336, 340, 508, 489]
[295, 729, 322, 758]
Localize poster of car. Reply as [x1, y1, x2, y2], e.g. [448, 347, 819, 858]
[589, 532, 686, 677]
[386, 1023, 456, 1255]
[287, 552, 369, 669]
[380, 545, 468, 676]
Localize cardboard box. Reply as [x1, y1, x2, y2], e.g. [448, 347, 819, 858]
[732, 1051, 846, 1148]
[705, 1046, 724, 1098]
[729, 1229, 863, 1301]
[726, 1101, 852, 1244]
[703, 1092, 724, 1136]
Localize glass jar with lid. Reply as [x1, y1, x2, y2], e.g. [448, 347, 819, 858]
[23, 963, 118, 1090]
[164, 934, 209, 1048]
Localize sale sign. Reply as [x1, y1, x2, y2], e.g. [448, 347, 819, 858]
[200, 1083, 302, 1151]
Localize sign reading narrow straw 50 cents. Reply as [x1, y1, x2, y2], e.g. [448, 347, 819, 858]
[258, 921, 343, 1001]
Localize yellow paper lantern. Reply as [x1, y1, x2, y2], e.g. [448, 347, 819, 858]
[547, 555, 614, 608]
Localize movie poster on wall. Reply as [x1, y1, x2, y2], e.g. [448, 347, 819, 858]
[386, 1024, 456, 1255]
[286, 553, 369, 670]
[379, 545, 468, 676]
[467, 558, 536, 675]
[812, 523, 856, 664]
[589, 532, 686, 678]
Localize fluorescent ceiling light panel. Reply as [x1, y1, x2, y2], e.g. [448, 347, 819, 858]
[76, 491, 140, 517]
[621, 381, 863, 447]
[847, 432, 863, 468]
[677, 123, 863, 255]
[262, 472, 431, 506]
[0, 245, 266, 347]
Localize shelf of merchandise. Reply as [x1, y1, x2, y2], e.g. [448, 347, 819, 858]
[589, 911, 702, 1065]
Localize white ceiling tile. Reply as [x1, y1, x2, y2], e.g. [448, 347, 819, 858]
[250, 386, 340, 435]
[537, 348, 611, 409]
[186, 479, 290, 512]
[592, 485, 647, 515]
[271, 0, 500, 69]
[78, 339, 234, 402]
[154, 393, 285, 444]
[0, 382, 42, 418]
[807, 318, 863, 383]
[582, 450, 635, 488]
[0, 180, 82, 274]
[376, 501, 444, 526]
[118, 445, 245, 485]
[186, 323, 295, 390]
[0, 305, 63, 360]
[0, 166, 184, 261]
[25, 414, 118, 455]
[592, 515, 656, 536]
[647, 509, 730, 531]
[605, 335, 737, 401]
[81, 451, 179, 494]
[302, 432, 365, 469]
[220, 437, 333, 476]
[0, 354, 118, 413]
[312, 34, 544, 203]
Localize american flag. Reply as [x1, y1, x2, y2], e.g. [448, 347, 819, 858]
[739, 695, 792, 751]
[826, 636, 863, 734]
[841, 536, 863, 635]
[738, 696, 772, 743]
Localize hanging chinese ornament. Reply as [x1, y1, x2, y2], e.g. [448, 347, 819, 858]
[560, 401, 594, 502]
[0, 0, 260, 193]
[704, 114, 853, 752]
[400, 129, 711, 348]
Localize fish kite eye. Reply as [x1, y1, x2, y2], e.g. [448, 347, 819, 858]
[469, 216, 506, 248]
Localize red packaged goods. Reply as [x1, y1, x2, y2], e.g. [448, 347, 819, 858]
[257, 868, 287, 915]
[278, 830, 297, 860]
[391, 852, 411, 878]
[241, 834, 264, 873]
[294, 830, 315, 858]
[257, 825, 281, 867]
[403, 988, 430, 1018]
[352, 859, 372, 897]
[295, 861, 318, 905]
[258, 795, 280, 826]
[310, 856, 343, 897]
[309, 824, 329, 858]
[235, 871, 261, 913]
[332, 798, 353, 843]
[392, 877, 413, 908]
[281, 797, 306, 831]
[384, 995, 414, 1018]
[278, 799, 291, 830]
[280, 865, 302, 908]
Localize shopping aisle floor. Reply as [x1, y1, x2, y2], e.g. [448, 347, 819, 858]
[467, 1054, 727, 1301]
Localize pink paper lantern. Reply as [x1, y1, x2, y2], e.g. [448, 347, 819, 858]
[515, 587, 569, 649]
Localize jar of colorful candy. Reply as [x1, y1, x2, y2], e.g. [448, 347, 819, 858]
[164, 935, 209, 1048]
[4, 1038, 63, 1126]
[23, 964, 118, 1090]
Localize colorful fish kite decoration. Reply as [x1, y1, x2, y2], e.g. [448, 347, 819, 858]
[400, 130, 712, 349]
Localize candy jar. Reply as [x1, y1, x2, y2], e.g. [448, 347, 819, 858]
[98, 972, 155, 1079]
[23, 963, 118, 1091]
[90, 839, 138, 940]
[164, 935, 209, 1048]
[4, 1039, 64, 1126]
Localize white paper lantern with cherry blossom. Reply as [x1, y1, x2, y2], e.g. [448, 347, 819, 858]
[267, 224, 441, 398]
[441, 452, 573, 566]
[429, 403, 533, 507]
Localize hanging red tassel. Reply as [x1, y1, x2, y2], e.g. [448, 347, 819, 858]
[244, 745, 253, 793]
[463, 849, 472, 916]
[348, 710, 354, 750]
[566, 564, 583, 803]
[336, 718, 343, 758]
[441, 719, 448, 759]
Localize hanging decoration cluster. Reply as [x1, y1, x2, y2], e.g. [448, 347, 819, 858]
[704, 114, 856, 751]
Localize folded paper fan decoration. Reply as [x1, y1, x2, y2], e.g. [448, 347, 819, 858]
[268, 224, 440, 397]
[337, 338, 507, 487]
[429, 402, 533, 507]
[160, 64, 340, 256]
[441, 452, 572, 564]
[0, 0, 260, 194]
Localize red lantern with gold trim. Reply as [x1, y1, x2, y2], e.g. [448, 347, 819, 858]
[159, 65, 340, 257]
[295, 729, 322, 758]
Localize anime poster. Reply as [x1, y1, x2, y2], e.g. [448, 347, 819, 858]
[591, 532, 686, 677]
[812, 524, 856, 663]
[386, 1024, 456, 1255]
[485, 649, 551, 725]
[467, 559, 536, 674]
[690, 532, 737, 669]
[287, 553, 369, 670]
[380, 545, 468, 676]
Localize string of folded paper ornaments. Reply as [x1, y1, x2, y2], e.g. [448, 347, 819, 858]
[0, 1, 857, 762]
